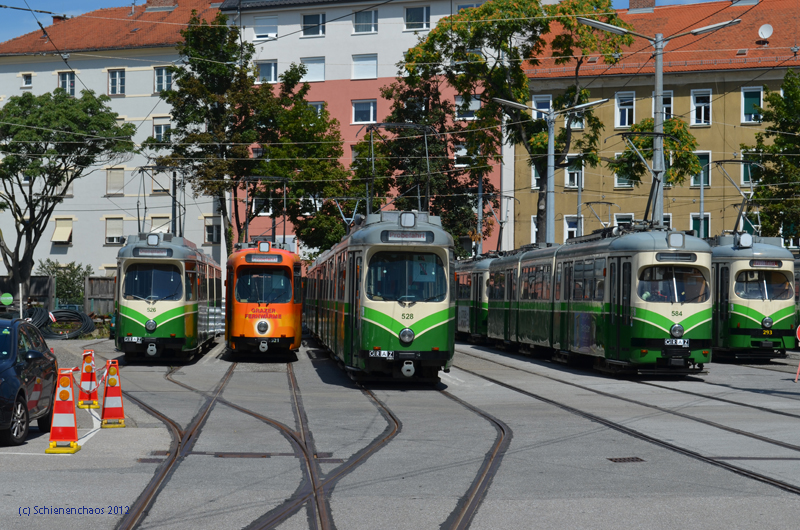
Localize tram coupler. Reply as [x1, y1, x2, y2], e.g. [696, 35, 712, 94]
[401, 360, 415, 377]
[259, 341, 269, 353]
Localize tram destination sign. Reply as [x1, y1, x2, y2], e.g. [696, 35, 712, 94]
[133, 248, 172, 257]
[381, 231, 434, 243]
[246, 254, 282, 263]
[750, 260, 781, 268]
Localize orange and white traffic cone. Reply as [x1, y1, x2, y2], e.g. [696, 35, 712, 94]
[45, 369, 81, 454]
[77, 350, 100, 409]
[101, 360, 125, 428]
[28, 377, 42, 410]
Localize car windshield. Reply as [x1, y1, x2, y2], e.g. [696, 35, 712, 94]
[123, 263, 183, 301]
[637, 266, 709, 303]
[235, 267, 292, 304]
[734, 270, 794, 301]
[366, 251, 447, 302]
[0, 324, 11, 361]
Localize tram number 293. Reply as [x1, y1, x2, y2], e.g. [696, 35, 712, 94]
[762, 329, 773, 336]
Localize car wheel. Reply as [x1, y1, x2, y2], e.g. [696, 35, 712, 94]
[1, 396, 29, 446]
[37, 390, 54, 433]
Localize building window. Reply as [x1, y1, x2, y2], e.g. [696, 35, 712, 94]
[691, 213, 710, 237]
[301, 57, 325, 82]
[614, 152, 633, 188]
[530, 217, 537, 244]
[565, 156, 582, 189]
[22, 73, 32, 88]
[153, 118, 171, 142]
[454, 145, 476, 168]
[652, 90, 672, 120]
[691, 152, 710, 187]
[352, 54, 377, 79]
[564, 216, 581, 242]
[616, 91, 634, 128]
[105, 218, 124, 244]
[152, 172, 170, 194]
[691, 89, 711, 125]
[455, 95, 480, 120]
[352, 100, 377, 123]
[742, 154, 760, 185]
[59, 72, 75, 96]
[106, 168, 124, 195]
[109, 70, 125, 95]
[257, 61, 278, 83]
[252, 198, 272, 216]
[742, 87, 762, 123]
[254, 16, 277, 40]
[458, 3, 483, 11]
[309, 102, 324, 115]
[532, 165, 541, 190]
[302, 13, 325, 36]
[204, 216, 221, 244]
[532, 95, 551, 120]
[614, 213, 634, 227]
[151, 216, 170, 233]
[51, 218, 73, 244]
[405, 6, 430, 30]
[354, 10, 378, 33]
[252, 147, 264, 158]
[154, 67, 172, 92]
[57, 179, 74, 197]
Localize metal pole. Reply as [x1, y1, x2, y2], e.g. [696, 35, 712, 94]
[171, 171, 177, 234]
[576, 170, 582, 237]
[368, 130, 374, 216]
[424, 131, 431, 212]
[244, 182, 249, 244]
[700, 164, 705, 238]
[477, 175, 483, 255]
[282, 179, 286, 247]
[545, 110, 556, 244]
[652, 33, 665, 228]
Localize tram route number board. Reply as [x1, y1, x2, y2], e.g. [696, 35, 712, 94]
[664, 338, 689, 347]
[369, 350, 395, 360]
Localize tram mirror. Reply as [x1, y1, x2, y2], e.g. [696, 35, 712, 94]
[400, 212, 416, 228]
[147, 234, 160, 246]
[259, 242, 271, 253]
[667, 232, 684, 248]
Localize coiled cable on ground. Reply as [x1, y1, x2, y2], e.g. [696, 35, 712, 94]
[35, 309, 96, 340]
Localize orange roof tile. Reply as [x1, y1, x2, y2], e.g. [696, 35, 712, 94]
[0, 1, 219, 56]
[528, 0, 800, 78]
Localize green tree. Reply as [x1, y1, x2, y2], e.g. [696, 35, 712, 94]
[741, 70, 800, 240]
[149, 11, 348, 254]
[0, 90, 135, 289]
[403, 0, 632, 240]
[35, 259, 93, 305]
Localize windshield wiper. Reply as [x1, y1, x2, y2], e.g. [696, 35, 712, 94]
[125, 293, 147, 301]
[421, 292, 447, 302]
[155, 285, 182, 302]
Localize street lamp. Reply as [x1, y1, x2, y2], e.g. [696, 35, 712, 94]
[576, 16, 740, 229]
[494, 97, 608, 244]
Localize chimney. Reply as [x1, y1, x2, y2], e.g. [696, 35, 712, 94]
[146, 0, 179, 7]
[628, 0, 655, 11]
[52, 15, 67, 24]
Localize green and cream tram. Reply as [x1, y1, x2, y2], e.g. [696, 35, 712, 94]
[454, 254, 497, 340]
[710, 233, 795, 360]
[305, 211, 455, 382]
[484, 227, 713, 374]
[114, 233, 222, 361]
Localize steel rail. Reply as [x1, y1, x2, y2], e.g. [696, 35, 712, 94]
[453, 348, 800, 497]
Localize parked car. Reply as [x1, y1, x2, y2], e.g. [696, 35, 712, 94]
[0, 318, 58, 445]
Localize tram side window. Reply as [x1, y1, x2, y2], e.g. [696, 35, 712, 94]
[294, 264, 302, 304]
[573, 261, 584, 300]
[123, 263, 183, 301]
[583, 260, 594, 300]
[544, 265, 551, 300]
[622, 263, 631, 324]
[555, 263, 562, 300]
[185, 271, 197, 301]
[795, 272, 800, 302]
[594, 259, 605, 301]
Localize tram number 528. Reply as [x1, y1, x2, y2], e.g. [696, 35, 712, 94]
[401, 313, 414, 320]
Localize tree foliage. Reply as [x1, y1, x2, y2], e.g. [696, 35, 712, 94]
[35, 259, 93, 305]
[150, 11, 349, 254]
[0, 89, 135, 287]
[402, 0, 632, 239]
[741, 69, 800, 239]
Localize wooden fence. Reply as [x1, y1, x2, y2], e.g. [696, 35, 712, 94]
[0, 276, 56, 313]
[84, 276, 115, 315]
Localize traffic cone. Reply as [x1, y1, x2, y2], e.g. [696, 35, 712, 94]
[101, 360, 125, 428]
[77, 350, 100, 409]
[27, 377, 42, 410]
[45, 369, 81, 454]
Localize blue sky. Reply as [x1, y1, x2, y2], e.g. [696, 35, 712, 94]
[0, 0, 723, 45]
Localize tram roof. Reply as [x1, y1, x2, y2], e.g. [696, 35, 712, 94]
[709, 235, 794, 260]
[455, 254, 499, 273]
[117, 233, 218, 266]
[558, 230, 712, 257]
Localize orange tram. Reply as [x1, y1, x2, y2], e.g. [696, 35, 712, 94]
[225, 240, 302, 354]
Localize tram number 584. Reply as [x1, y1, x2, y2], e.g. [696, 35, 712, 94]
[401, 313, 414, 320]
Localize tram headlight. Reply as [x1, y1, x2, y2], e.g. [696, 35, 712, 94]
[670, 324, 684, 338]
[145, 319, 157, 332]
[257, 320, 269, 334]
[399, 328, 415, 345]
[762, 317, 773, 329]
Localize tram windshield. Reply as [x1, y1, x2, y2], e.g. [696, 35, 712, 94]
[366, 251, 447, 302]
[235, 267, 292, 304]
[123, 264, 183, 301]
[637, 266, 709, 303]
[734, 270, 793, 301]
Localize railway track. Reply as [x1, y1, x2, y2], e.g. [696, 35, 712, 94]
[453, 346, 800, 497]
